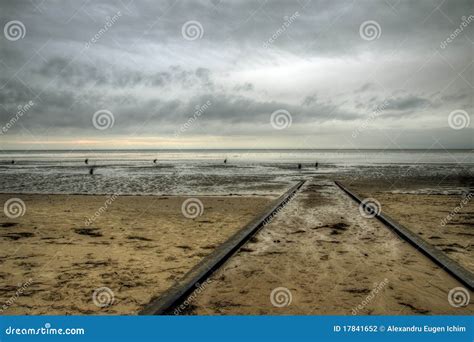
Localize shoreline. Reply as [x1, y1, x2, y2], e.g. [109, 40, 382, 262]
[0, 192, 279, 197]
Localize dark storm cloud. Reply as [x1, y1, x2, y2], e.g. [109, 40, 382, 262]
[32, 57, 215, 90]
[0, 0, 472, 147]
[0, 78, 357, 137]
[383, 95, 433, 112]
[2, 0, 473, 55]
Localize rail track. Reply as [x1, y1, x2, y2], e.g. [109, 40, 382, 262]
[140, 179, 471, 315]
[139, 180, 306, 315]
[335, 180, 474, 291]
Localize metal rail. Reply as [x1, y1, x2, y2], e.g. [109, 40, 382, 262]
[335, 181, 474, 291]
[139, 180, 306, 315]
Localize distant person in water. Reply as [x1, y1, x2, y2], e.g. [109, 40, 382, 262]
[85, 158, 89, 165]
[89, 168, 94, 175]
[315, 162, 318, 168]
[11, 160, 15, 165]
[298, 163, 302, 169]
[224, 159, 227, 164]
[153, 159, 157, 164]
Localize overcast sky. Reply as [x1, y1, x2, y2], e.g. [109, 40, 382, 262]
[0, 0, 473, 149]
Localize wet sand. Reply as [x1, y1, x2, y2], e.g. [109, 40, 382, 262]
[0, 194, 273, 315]
[187, 179, 473, 315]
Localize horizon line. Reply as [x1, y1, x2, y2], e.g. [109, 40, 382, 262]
[1, 148, 473, 152]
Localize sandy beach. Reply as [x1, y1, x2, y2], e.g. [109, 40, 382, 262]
[0, 194, 272, 315]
